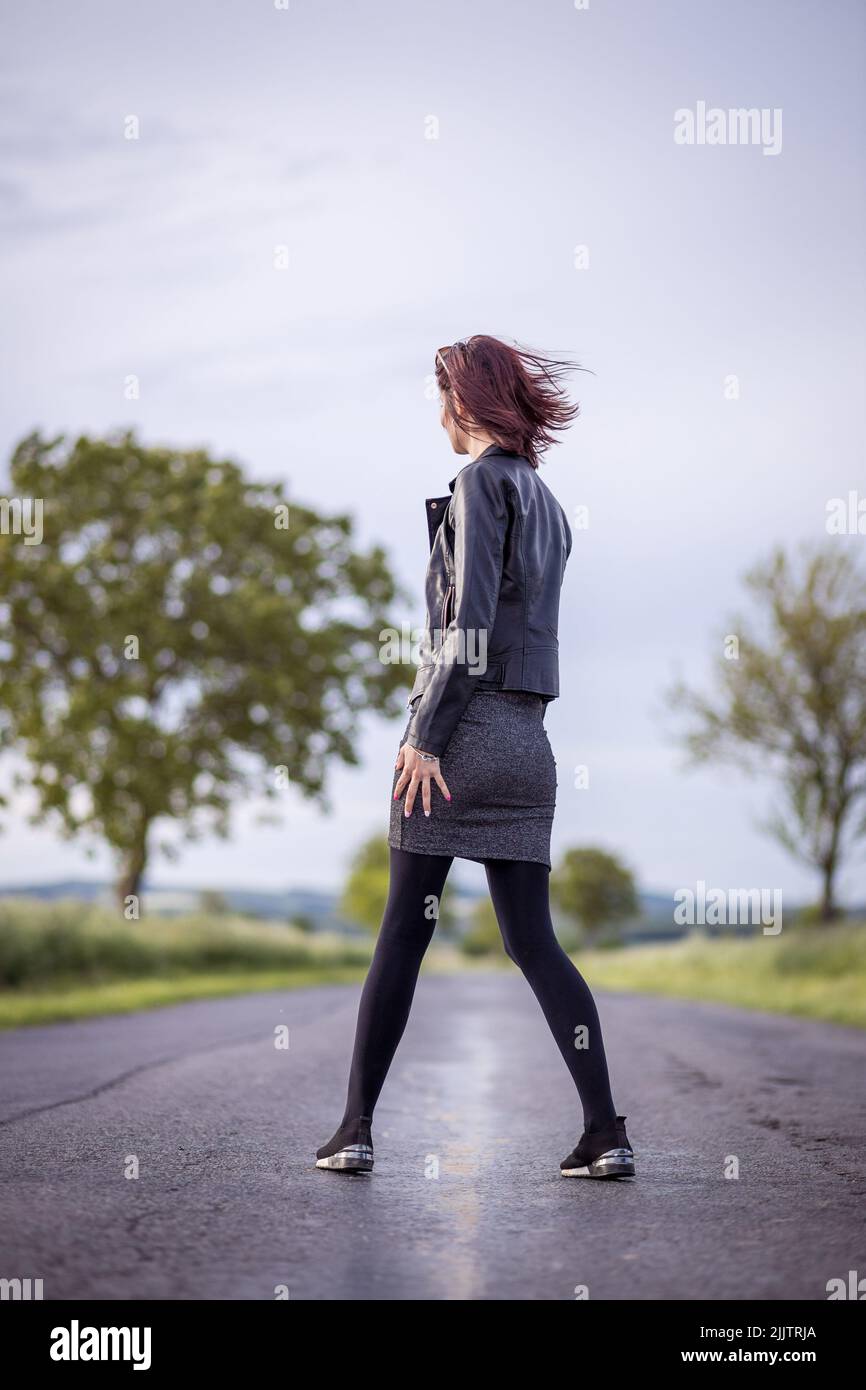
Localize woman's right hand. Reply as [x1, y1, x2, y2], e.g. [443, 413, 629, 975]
[393, 744, 452, 818]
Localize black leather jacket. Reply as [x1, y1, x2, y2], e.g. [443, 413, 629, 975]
[404, 444, 572, 757]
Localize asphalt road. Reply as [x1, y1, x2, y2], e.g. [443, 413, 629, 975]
[1, 974, 864, 1300]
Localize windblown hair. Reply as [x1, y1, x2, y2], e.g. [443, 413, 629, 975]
[434, 335, 581, 469]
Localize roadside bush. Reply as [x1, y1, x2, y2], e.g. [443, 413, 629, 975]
[0, 899, 371, 989]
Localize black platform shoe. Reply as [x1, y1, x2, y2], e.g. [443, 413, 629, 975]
[315, 1115, 374, 1173]
[560, 1114, 635, 1179]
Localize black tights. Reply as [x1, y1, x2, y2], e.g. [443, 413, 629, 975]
[340, 848, 617, 1133]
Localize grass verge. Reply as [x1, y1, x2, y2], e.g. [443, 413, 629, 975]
[573, 924, 866, 1028]
[0, 966, 372, 1029]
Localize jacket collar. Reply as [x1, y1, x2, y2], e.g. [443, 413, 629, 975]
[447, 443, 513, 491]
[427, 446, 519, 550]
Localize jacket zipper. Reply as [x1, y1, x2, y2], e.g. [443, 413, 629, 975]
[440, 582, 454, 640]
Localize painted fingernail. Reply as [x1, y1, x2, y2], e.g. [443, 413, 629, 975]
[445, 794, 452, 801]
[424, 810, 430, 817]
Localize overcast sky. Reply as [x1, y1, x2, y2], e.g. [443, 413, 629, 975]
[1, 0, 865, 906]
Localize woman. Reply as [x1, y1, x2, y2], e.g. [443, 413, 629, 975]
[316, 336, 634, 1180]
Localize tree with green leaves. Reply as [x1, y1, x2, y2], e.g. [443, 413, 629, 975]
[341, 832, 456, 935]
[0, 431, 407, 908]
[198, 889, 230, 917]
[459, 895, 504, 957]
[550, 847, 638, 938]
[669, 545, 866, 921]
[340, 837, 391, 932]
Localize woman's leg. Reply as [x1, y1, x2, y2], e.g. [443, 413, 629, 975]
[483, 857, 617, 1132]
[340, 847, 453, 1125]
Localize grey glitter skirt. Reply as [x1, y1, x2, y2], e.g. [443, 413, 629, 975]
[388, 689, 557, 868]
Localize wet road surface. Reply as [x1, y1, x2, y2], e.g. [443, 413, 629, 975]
[0, 974, 863, 1299]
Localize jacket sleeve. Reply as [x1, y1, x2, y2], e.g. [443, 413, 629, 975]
[404, 461, 508, 757]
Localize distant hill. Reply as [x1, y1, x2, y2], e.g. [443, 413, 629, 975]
[0, 878, 359, 933]
[1, 878, 860, 939]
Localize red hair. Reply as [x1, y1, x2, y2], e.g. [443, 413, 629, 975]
[435, 335, 581, 469]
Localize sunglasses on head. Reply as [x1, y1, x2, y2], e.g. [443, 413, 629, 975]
[435, 340, 468, 377]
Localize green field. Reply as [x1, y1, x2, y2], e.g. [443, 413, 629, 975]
[573, 923, 866, 1029]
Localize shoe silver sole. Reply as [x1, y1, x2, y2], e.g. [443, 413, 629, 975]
[315, 1144, 374, 1172]
[561, 1147, 635, 1179]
